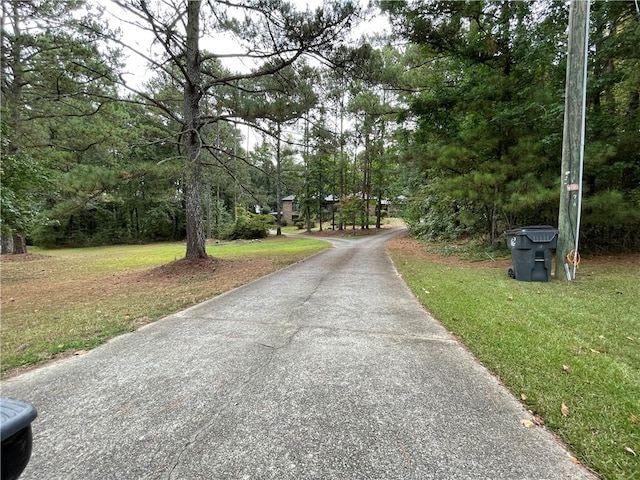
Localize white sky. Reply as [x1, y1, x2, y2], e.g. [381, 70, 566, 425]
[105, 0, 389, 88]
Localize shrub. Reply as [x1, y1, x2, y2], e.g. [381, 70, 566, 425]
[404, 184, 467, 241]
[224, 213, 269, 240]
[255, 214, 276, 226]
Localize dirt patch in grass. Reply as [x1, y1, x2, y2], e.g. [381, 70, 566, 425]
[583, 252, 640, 266]
[386, 232, 640, 269]
[387, 234, 511, 269]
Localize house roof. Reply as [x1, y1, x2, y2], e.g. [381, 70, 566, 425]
[282, 195, 339, 202]
[282, 194, 394, 204]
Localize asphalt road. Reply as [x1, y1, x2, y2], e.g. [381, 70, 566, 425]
[2, 228, 594, 479]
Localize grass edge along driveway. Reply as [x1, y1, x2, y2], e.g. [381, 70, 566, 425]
[387, 235, 639, 480]
[1, 237, 330, 377]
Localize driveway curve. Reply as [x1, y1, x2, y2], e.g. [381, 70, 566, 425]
[2, 228, 594, 479]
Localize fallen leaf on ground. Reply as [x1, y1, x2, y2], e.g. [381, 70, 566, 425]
[520, 393, 527, 401]
[570, 457, 581, 465]
[520, 419, 534, 428]
[561, 402, 570, 417]
[74, 350, 88, 356]
[562, 364, 570, 373]
[624, 447, 636, 456]
[533, 415, 545, 426]
[629, 414, 639, 424]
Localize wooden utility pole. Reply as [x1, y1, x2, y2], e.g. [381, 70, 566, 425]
[557, 0, 590, 280]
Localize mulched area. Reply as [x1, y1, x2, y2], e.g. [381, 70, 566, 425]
[143, 256, 225, 277]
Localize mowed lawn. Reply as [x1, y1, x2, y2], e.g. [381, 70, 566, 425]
[1, 237, 330, 376]
[387, 235, 639, 480]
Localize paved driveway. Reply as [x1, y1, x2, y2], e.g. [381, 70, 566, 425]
[2, 228, 594, 479]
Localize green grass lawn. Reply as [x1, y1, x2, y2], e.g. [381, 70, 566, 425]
[388, 239, 640, 479]
[1, 237, 330, 376]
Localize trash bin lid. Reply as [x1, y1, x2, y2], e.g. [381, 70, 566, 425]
[506, 225, 555, 233]
[1, 398, 37, 441]
[505, 225, 558, 243]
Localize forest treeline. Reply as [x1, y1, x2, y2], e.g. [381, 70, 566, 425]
[1, 1, 638, 255]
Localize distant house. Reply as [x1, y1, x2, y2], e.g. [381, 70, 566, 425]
[281, 195, 342, 224]
[282, 195, 298, 224]
[281, 194, 399, 225]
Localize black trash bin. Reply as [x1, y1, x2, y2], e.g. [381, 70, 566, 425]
[1, 398, 37, 480]
[505, 226, 558, 282]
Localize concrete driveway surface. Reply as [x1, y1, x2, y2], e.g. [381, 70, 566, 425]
[2, 228, 594, 479]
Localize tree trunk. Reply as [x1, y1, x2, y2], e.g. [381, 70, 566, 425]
[305, 119, 312, 233]
[363, 132, 371, 229]
[12, 234, 26, 254]
[205, 183, 212, 239]
[339, 91, 345, 230]
[0, 235, 27, 254]
[376, 189, 382, 229]
[183, 0, 207, 259]
[491, 186, 500, 249]
[318, 160, 323, 232]
[1, 236, 13, 254]
[3, 3, 28, 253]
[7, 2, 23, 157]
[375, 106, 386, 231]
[185, 167, 206, 258]
[276, 124, 282, 236]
